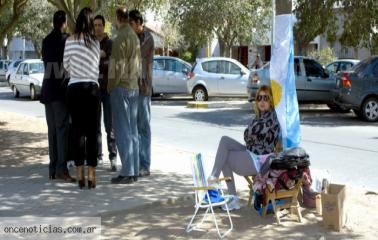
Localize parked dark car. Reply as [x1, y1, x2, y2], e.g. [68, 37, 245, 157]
[334, 56, 378, 122]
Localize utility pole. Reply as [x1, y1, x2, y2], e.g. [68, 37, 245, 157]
[276, 0, 292, 15]
[272, 0, 292, 57]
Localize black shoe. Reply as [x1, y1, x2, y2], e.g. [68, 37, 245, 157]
[139, 169, 150, 177]
[111, 175, 134, 184]
[49, 173, 56, 180]
[133, 176, 138, 182]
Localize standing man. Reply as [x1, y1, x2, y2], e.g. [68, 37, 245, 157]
[94, 15, 117, 171]
[129, 10, 154, 177]
[108, 7, 142, 184]
[40, 10, 75, 182]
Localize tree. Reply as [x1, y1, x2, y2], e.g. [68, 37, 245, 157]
[160, 21, 184, 56]
[169, 0, 271, 57]
[47, 0, 168, 33]
[294, 0, 378, 56]
[293, 0, 338, 55]
[0, 0, 29, 41]
[339, 0, 378, 55]
[15, 0, 56, 58]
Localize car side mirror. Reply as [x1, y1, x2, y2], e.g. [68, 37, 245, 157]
[240, 70, 246, 75]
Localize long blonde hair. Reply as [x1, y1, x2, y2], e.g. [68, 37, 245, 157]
[253, 85, 274, 117]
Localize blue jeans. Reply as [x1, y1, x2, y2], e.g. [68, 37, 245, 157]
[98, 89, 117, 161]
[138, 95, 151, 171]
[110, 87, 139, 177]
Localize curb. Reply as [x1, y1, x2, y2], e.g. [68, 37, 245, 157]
[186, 101, 209, 109]
[187, 101, 251, 109]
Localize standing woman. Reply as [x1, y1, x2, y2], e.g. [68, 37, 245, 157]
[64, 7, 101, 189]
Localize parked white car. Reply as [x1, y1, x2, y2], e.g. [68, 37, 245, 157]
[5, 59, 23, 84]
[325, 59, 360, 75]
[187, 57, 250, 101]
[152, 56, 192, 95]
[9, 59, 44, 100]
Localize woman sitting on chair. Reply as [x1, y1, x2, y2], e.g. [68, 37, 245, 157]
[209, 85, 281, 210]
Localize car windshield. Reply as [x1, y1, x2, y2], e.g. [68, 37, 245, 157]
[352, 58, 372, 73]
[29, 63, 44, 74]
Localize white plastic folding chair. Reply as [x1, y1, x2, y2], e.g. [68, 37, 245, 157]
[186, 153, 233, 239]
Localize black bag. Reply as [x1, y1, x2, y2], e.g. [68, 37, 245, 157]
[270, 147, 310, 170]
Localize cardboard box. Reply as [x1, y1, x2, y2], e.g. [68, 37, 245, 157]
[321, 184, 346, 231]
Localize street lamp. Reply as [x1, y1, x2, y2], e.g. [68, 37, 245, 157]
[3, 35, 8, 60]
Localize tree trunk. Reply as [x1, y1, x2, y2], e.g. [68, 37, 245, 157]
[0, 0, 28, 42]
[32, 40, 41, 59]
[218, 38, 231, 57]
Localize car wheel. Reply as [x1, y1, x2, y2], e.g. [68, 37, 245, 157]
[192, 86, 208, 101]
[327, 103, 351, 113]
[30, 85, 37, 100]
[361, 97, 378, 122]
[12, 85, 19, 98]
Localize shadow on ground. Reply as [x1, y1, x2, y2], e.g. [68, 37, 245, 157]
[0, 119, 193, 218]
[100, 198, 361, 240]
[174, 107, 375, 128]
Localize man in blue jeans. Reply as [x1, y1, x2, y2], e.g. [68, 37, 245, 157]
[129, 10, 154, 177]
[108, 7, 141, 184]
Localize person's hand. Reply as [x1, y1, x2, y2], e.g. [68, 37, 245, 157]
[100, 50, 106, 58]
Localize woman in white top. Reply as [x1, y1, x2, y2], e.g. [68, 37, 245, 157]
[64, 7, 100, 189]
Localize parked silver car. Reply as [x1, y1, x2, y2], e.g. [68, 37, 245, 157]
[9, 59, 44, 100]
[0, 59, 11, 82]
[187, 57, 250, 101]
[325, 59, 360, 75]
[152, 56, 192, 95]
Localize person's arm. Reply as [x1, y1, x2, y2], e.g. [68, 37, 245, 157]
[63, 40, 70, 73]
[107, 38, 120, 93]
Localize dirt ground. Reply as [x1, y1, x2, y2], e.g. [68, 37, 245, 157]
[1, 111, 378, 240]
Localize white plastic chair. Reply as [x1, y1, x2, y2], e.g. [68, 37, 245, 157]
[186, 153, 233, 239]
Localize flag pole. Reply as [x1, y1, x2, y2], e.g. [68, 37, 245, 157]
[271, 0, 275, 58]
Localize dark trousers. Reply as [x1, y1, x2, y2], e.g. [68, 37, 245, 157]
[44, 101, 69, 176]
[97, 89, 117, 161]
[67, 82, 100, 167]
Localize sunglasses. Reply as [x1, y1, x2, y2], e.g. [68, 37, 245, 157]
[256, 95, 269, 102]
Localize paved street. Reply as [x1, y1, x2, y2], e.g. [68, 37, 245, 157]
[0, 86, 377, 191]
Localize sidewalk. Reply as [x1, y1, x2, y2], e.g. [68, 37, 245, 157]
[0, 111, 377, 239]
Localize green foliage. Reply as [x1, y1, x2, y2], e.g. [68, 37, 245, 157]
[181, 51, 193, 63]
[294, 0, 378, 55]
[339, 0, 378, 54]
[16, 0, 55, 58]
[47, 0, 168, 33]
[293, 0, 338, 54]
[0, 0, 29, 41]
[169, 0, 271, 57]
[308, 47, 337, 65]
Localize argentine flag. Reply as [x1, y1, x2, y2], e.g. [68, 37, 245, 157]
[269, 14, 301, 149]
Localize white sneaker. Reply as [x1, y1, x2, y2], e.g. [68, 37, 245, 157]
[222, 195, 240, 211]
